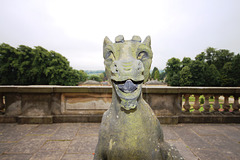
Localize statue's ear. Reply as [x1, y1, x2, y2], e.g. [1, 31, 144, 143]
[103, 36, 112, 47]
[143, 36, 151, 47]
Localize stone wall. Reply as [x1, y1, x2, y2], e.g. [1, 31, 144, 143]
[0, 86, 239, 124]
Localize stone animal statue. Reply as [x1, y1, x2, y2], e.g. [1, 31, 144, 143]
[94, 35, 183, 160]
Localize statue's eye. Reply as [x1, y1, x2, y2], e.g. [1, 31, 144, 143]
[137, 51, 148, 60]
[104, 51, 115, 60]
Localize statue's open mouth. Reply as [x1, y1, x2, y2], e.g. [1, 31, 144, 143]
[113, 80, 143, 93]
[112, 79, 143, 110]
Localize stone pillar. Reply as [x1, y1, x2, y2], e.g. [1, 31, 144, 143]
[222, 95, 230, 112]
[232, 95, 240, 113]
[213, 95, 220, 112]
[0, 93, 4, 112]
[203, 94, 211, 112]
[193, 94, 201, 114]
[183, 94, 191, 112]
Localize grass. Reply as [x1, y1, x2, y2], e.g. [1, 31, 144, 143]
[182, 95, 223, 103]
[186, 104, 234, 112]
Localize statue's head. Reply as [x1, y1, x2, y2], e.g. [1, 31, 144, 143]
[103, 35, 153, 110]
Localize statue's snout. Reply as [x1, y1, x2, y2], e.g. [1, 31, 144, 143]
[111, 59, 144, 81]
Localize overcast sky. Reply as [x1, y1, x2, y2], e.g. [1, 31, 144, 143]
[1, 0, 240, 70]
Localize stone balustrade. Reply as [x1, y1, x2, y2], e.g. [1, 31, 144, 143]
[0, 86, 239, 124]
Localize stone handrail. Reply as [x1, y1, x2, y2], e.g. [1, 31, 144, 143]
[0, 86, 239, 124]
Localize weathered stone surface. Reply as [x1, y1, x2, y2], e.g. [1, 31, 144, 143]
[94, 36, 183, 159]
[18, 116, 53, 124]
[62, 154, 94, 160]
[0, 154, 33, 160]
[144, 94, 182, 115]
[167, 141, 198, 160]
[49, 123, 80, 140]
[68, 136, 98, 154]
[5, 93, 21, 116]
[26, 124, 60, 136]
[40, 140, 71, 151]
[21, 93, 51, 116]
[6, 138, 46, 154]
[51, 93, 61, 115]
[30, 150, 65, 160]
[0, 123, 240, 160]
[61, 93, 111, 115]
[174, 126, 212, 150]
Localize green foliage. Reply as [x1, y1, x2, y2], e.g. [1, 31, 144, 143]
[189, 60, 206, 86]
[79, 70, 88, 82]
[179, 66, 192, 86]
[88, 75, 102, 82]
[221, 62, 235, 86]
[205, 64, 221, 86]
[182, 57, 192, 68]
[232, 54, 240, 86]
[205, 47, 234, 71]
[99, 71, 108, 81]
[151, 67, 160, 80]
[159, 70, 166, 80]
[165, 47, 238, 87]
[200, 97, 204, 104]
[165, 58, 181, 85]
[0, 43, 86, 86]
[170, 73, 180, 86]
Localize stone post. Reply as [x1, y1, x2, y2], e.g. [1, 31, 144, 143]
[183, 94, 191, 112]
[232, 95, 240, 114]
[193, 94, 201, 114]
[0, 93, 4, 111]
[222, 95, 230, 112]
[203, 94, 211, 113]
[213, 95, 220, 112]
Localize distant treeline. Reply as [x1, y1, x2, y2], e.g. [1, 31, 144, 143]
[85, 70, 104, 75]
[165, 47, 240, 87]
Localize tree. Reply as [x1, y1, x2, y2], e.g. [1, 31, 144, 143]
[232, 54, 240, 86]
[151, 67, 160, 80]
[79, 70, 88, 82]
[165, 58, 181, 85]
[0, 43, 19, 84]
[221, 62, 235, 86]
[165, 47, 237, 87]
[203, 47, 234, 71]
[179, 66, 193, 86]
[195, 52, 205, 61]
[189, 60, 206, 86]
[88, 75, 102, 82]
[170, 73, 180, 86]
[16, 45, 35, 84]
[0, 43, 83, 86]
[159, 70, 166, 81]
[205, 64, 221, 86]
[181, 57, 192, 68]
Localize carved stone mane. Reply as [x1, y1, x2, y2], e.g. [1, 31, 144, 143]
[94, 35, 183, 160]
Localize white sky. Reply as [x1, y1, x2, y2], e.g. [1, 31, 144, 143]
[1, 0, 240, 70]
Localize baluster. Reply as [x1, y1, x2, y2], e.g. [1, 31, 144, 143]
[213, 95, 220, 112]
[222, 95, 230, 113]
[183, 94, 191, 112]
[203, 94, 211, 113]
[232, 95, 240, 114]
[193, 94, 201, 114]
